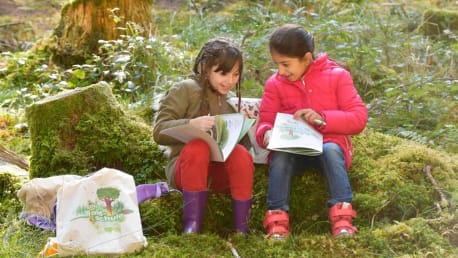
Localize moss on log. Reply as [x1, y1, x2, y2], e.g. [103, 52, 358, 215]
[25, 81, 166, 183]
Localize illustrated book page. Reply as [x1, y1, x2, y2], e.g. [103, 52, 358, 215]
[267, 112, 323, 156]
[160, 113, 255, 162]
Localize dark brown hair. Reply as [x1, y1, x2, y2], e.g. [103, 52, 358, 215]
[269, 24, 350, 71]
[192, 37, 243, 113]
[269, 24, 314, 58]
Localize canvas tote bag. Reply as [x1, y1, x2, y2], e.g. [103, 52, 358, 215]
[47, 167, 147, 256]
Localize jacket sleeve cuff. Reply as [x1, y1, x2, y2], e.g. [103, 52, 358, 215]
[256, 124, 272, 148]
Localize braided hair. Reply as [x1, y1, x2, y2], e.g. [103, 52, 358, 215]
[192, 37, 243, 114]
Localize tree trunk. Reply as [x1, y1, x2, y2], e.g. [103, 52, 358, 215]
[25, 81, 166, 182]
[52, 0, 154, 66]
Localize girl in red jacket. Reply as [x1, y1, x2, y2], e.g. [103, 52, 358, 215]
[256, 24, 368, 239]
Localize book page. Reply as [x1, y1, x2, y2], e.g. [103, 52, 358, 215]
[215, 114, 245, 161]
[267, 113, 323, 156]
[239, 117, 256, 142]
[160, 113, 249, 162]
[160, 124, 225, 161]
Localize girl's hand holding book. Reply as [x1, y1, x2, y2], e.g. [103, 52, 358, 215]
[263, 129, 272, 146]
[189, 115, 216, 132]
[294, 109, 325, 127]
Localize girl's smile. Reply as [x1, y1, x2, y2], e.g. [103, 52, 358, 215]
[271, 50, 313, 82]
[207, 63, 241, 95]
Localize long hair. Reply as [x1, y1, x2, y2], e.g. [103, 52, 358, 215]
[192, 37, 243, 114]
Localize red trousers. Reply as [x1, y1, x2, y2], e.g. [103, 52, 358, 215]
[174, 139, 254, 200]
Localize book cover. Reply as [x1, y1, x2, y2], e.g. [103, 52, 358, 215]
[267, 112, 323, 156]
[160, 114, 255, 162]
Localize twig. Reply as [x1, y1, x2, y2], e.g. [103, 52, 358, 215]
[0, 144, 29, 170]
[226, 241, 241, 258]
[423, 165, 449, 211]
[0, 22, 25, 28]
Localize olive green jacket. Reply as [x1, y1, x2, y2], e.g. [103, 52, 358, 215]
[153, 79, 249, 187]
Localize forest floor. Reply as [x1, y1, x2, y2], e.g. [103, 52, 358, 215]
[0, 0, 61, 35]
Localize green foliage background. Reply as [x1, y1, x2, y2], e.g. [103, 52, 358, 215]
[0, 0, 457, 257]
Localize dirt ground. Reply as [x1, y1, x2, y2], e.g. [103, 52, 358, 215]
[0, 0, 21, 16]
[0, 0, 62, 51]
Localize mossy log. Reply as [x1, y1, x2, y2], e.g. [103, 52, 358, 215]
[140, 129, 458, 241]
[417, 9, 458, 38]
[51, 0, 154, 66]
[25, 81, 166, 183]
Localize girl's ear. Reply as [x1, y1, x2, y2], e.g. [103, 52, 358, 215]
[303, 52, 313, 61]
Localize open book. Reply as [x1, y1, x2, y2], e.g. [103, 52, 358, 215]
[160, 113, 255, 162]
[267, 112, 323, 156]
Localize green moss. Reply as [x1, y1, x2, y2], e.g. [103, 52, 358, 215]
[138, 128, 458, 241]
[0, 172, 23, 224]
[26, 82, 166, 183]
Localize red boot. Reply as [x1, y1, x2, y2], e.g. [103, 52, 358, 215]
[329, 202, 357, 237]
[263, 210, 290, 240]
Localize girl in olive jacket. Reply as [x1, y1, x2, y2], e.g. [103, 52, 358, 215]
[153, 38, 254, 234]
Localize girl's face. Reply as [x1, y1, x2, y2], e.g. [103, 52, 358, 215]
[271, 50, 313, 82]
[207, 63, 241, 95]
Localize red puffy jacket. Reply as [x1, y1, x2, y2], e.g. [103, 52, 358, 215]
[256, 54, 368, 169]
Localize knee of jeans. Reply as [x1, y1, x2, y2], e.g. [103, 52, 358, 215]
[271, 151, 297, 170]
[323, 143, 343, 158]
[271, 151, 293, 164]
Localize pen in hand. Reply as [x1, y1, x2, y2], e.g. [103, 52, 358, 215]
[313, 119, 326, 126]
[300, 113, 326, 126]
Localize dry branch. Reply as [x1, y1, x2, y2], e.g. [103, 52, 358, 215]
[423, 164, 449, 210]
[0, 144, 29, 170]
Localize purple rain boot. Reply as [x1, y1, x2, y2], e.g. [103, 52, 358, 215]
[233, 198, 252, 234]
[136, 182, 170, 204]
[182, 190, 208, 234]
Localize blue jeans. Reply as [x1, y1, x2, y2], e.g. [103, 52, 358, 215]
[267, 142, 353, 210]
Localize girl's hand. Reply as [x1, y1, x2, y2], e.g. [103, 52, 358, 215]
[294, 109, 325, 126]
[189, 115, 216, 132]
[263, 129, 272, 146]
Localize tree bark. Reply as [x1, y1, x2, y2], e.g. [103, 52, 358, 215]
[52, 0, 154, 66]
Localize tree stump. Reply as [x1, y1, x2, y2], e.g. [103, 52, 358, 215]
[25, 81, 166, 183]
[52, 0, 154, 66]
